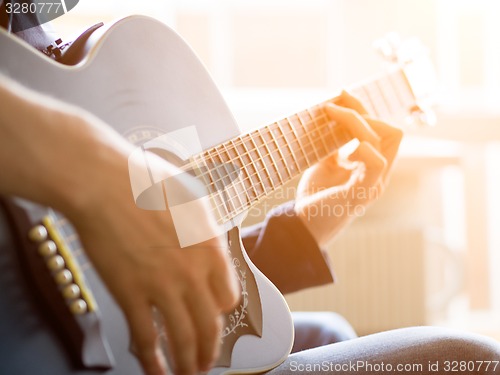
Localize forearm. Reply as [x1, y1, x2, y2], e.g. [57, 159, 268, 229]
[0, 75, 239, 375]
[0, 74, 133, 218]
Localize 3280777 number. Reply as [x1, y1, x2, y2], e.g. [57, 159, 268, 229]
[5, 2, 63, 14]
[443, 361, 499, 372]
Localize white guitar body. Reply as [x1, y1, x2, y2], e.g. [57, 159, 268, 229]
[0, 16, 293, 374]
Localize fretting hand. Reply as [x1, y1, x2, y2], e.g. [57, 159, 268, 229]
[295, 91, 403, 247]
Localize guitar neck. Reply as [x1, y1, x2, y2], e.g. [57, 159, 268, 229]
[193, 68, 415, 224]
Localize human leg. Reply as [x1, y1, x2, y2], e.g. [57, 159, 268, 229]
[268, 326, 500, 374]
[292, 312, 358, 353]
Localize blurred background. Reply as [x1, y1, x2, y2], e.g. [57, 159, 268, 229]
[54, 0, 500, 338]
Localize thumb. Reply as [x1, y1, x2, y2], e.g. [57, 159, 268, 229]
[349, 141, 386, 195]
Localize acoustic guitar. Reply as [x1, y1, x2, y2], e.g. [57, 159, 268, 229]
[0, 16, 435, 374]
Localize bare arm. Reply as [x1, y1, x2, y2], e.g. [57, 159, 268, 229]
[0, 74, 239, 375]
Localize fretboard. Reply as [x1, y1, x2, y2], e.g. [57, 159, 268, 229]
[192, 68, 416, 224]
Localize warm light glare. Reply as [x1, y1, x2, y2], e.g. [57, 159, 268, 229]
[50, 0, 500, 337]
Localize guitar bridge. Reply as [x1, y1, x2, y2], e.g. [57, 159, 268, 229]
[2, 198, 114, 370]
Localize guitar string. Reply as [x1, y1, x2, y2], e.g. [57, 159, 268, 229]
[197, 117, 317, 220]
[203, 114, 351, 222]
[51, 211, 91, 271]
[200, 71, 411, 222]
[198, 105, 358, 221]
[197, 68, 407, 200]
[204, 125, 322, 221]
[199, 110, 335, 198]
[59, 69, 411, 245]
[205, 117, 346, 219]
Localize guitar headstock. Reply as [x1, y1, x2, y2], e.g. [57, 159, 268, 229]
[374, 33, 438, 127]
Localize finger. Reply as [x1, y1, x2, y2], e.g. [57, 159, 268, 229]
[333, 90, 369, 115]
[348, 141, 387, 194]
[185, 283, 224, 371]
[362, 118, 403, 179]
[126, 301, 167, 375]
[325, 103, 381, 149]
[208, 246, 240, 312]
[155, 294, 197, 375]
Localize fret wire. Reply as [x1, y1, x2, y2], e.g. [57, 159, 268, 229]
[199, 107, 348, 205]
[199, 106, 345, 189]
[193, 155, 216, 196]
[304, 108, 322, 164]
[282, 119, 303, 174]
[269, 122, 293, 182]
[378, 74, 402, 116]
[203, 150, 225, 194]
[196, 66, 424, 221]
[257, 128, 284, 187]
[220, 142, 247, 213]
[193, 155, 229, 222]
[212, 146, 242, 216]
[372, 79, 392, 119]
[287, 116, 309, 171]
[192, 67, 416, 217]
[308, 109, 327, 159]
[220, 145, 245, 216]
[324, 121, 339, 151]
[399, 70, 418, 108]
[235, 138, 259, 202]
[385, 72, 406, 111]
[204, 150, 232, 221]
[365, 82, 384, 118]
[249, 131, 274, 192]
[298, 111, 317, 161]
[193, 153, 223, 204]
[247, 132, 270, 197]
[321, 111, 343, 150]
[240, 135, 267, 200]
[309, 108, 331, 158]
[196, 141, 247, 197]
[368, 81, 391, 119]
[229, 139, 254, 206]
[315, 116, 333, 151]
[388, 70, 415, 111]
[362, 84, 380, 118]
[285, 116, 310, 174]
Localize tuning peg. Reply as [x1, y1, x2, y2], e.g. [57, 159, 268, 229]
[374, 33, 430, 66]
[373, 32, 402, 62]
[407, 103, 437, 127]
